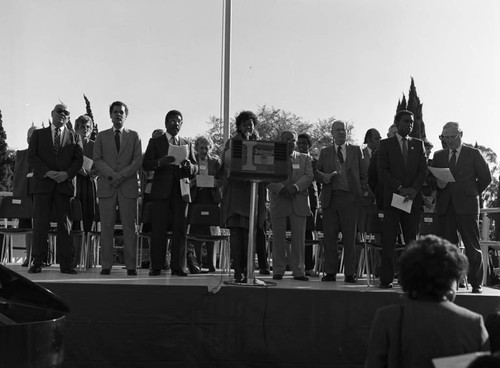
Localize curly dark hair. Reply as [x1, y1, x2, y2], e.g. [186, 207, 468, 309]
[235, 111, 258, 130]
[399, 235, 468, 300]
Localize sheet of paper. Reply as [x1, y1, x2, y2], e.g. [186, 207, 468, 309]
[429, 167, 455, 182]
[167, 144, 189, 165]
[391, 193, 413, 213]
[83, 156, 93, 171]
[432, 352, 488, 368]
[196, 175, 214, 188]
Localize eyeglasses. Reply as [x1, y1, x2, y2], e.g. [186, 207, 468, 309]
[56, 109, 70, 116]
[439, 133, 461, 141]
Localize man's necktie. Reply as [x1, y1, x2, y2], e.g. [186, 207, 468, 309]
[54, 128, 61, 154]
[114, 130, 121, 152]
[402, 137, 408, 165]
[337, 146, 344, 164]
[449, 149, 457, 171]
[171, 136, 178, 146]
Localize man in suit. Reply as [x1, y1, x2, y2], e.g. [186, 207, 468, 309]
[377, 110, 427, 288]
[359, 128, 381, 230]
[268, 131, 313, 281]
[297, 133, 320, 277]
[431, 122, 491, 293]
[142, 110, 198, 276]
[93, 101, 142, 276]
[317, 120, 368, 283]
[28, 104, 83, 274]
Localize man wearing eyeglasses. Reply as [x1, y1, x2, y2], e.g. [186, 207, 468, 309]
[431, 122, 491, 293]
[28, 103, 83, 274]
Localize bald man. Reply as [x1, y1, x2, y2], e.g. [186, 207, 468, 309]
[431, 122, 491, 293]
[28, 104, 83, 274]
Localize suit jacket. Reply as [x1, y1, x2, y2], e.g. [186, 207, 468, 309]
[267, 151, 313, 218]
[93, 128, 143, 199]
[191, 153, 223, 204]
[28, 126, 83, 196]
[365, 300, 489, 368]
[377, 136, 427, 209]
[316, 143, 368, 209]
[307, 157, 320, 211]
[431, 145, 491, 215]
[142, 134, 198, 200]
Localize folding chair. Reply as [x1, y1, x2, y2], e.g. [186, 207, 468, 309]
[359, 209, 405, 286]
[419, 212, 439, 236]
[0, 197, 33, 264]
[186, 204, 230, 273]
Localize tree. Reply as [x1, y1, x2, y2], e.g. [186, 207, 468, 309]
[83, 94, 99, 140]
[0, 109, 14, 191]
[396, 78, 426, 140]
[254, 105, 312, 141]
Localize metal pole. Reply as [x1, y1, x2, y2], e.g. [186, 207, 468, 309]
[246, 180, 259, 284]
[222, 0, 231, 144]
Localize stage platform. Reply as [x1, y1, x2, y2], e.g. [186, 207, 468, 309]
[5, 264, 500, 368]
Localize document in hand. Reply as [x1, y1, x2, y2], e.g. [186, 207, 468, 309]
[432, 352, 488, 368]
[429, 167, 455, 183]
[391, 193, 413, 213]
[168, 144, 189, 165]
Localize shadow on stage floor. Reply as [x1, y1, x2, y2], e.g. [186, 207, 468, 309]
[6, 264, 500, 368]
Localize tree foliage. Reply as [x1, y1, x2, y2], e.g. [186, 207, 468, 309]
[396, 77, 426, 140]
[0, 109, 14, 191]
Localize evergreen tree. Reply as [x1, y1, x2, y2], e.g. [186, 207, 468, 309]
[0, 109, 13, 191]
[406, 78, 426, 140]
[84, 94, 98, 140]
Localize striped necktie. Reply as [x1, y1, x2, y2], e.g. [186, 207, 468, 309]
[337, 146, 344, 164]
[54, 128, 61, 154]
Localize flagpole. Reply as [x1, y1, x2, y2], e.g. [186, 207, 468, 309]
[222, 0, 231, 144]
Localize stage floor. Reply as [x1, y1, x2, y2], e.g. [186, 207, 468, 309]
[5, 264, 500, 368]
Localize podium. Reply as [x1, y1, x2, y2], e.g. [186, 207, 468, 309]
[224, 139, 289, 286]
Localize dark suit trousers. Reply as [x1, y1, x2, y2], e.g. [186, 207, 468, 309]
[380, 206, 421, 284]
[322, 191, 358, 276]
[151, 191, 188, 272]
[32, 192, 73, 268]
[438, 207, 483, 287]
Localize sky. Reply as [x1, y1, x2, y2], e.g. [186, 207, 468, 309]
[1, 0, 499, 160]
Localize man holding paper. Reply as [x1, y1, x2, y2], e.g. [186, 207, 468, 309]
[431, 122, 491, 293]
[142, 110, 198, 276]
[377, 110, 427, 288]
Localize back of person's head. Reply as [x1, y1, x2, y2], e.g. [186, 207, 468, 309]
[399, 235, 468, 300]
[152, 129, 165, 138]
[467, 352, 500, 368]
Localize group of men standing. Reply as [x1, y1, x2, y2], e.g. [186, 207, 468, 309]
[26, 102, 492, 292]
[267, 110, 491, 293]
[27, 102, 197, 277]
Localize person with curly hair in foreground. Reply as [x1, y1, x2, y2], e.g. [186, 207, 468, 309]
[365, 235, 489, 368]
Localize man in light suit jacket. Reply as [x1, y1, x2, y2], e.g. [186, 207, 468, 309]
[431, 122, 491, 293]
[377, 110, 427, 288]
[267, 131, 313, 281]
[317, 120, 368, 283]
[142, 110, 198, 277]
[93, 101, 142, 276]
[28, 104, 83, 274]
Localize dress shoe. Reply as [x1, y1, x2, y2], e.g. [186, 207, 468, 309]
[171, 270, 188, 277]
[306, 270, 319, 277]
[259, 268, 271, 275]
[293, 275, 309, 281]
[379, 282, 393, 289]
[344, 275, 357, 284]
[471, 285, 483, 294]
[61, 268, 77, 275]
[149, 269, 161, 276]
[100, 269, 111, 275]
[272, 274, 283, 280]
[28, 265, 42, 274]
[22, 259, 30, 267]
[207, 265, 216, 273]
[127, 270, 137, 276]
[321, 273, 336, 282]
[189, 265, 201, 274]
